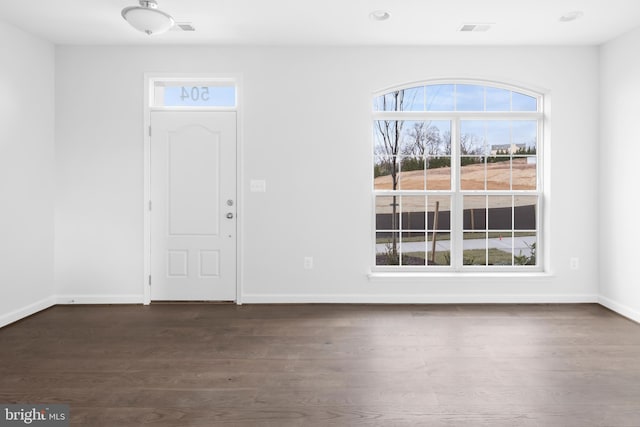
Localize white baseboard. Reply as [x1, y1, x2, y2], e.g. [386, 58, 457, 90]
[241, 293, 599, 304]
[598, 296, 640, 323]
[0, 293, 609, 329]
[55, 294, 144, 305]
[0, 296, 57, 328]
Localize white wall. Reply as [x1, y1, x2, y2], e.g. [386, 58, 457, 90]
[54, 45, 600, 303]
[599, 28, 640, 321]
[0, 21, 56, 326]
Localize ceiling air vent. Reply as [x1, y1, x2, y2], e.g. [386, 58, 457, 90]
[172, 22, 196, 31]
[459, 23, 493, 32]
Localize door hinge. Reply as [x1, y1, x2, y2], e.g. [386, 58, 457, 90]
[148, 275, 152, 286]
[148, 200, 152, 211]
[148, 126, 152, 137]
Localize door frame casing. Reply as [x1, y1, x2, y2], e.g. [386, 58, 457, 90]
[143, 73, 244, 305]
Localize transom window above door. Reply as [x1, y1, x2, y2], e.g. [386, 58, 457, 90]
[372, 81, 543, 271]
[151, 79, 236, 108]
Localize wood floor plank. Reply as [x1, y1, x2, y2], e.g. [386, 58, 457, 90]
[1, 303, 639, 426]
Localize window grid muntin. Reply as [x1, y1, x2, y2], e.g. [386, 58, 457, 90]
[373, 82, 542, 272]
[375, 192, 454, 268]
[373, 81, 541, 113]
[460, 193, 539, 268]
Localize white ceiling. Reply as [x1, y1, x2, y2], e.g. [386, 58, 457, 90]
[0, 0, 639, 46]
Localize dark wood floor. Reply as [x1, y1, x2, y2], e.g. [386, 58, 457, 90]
[1, 303, 640, 426]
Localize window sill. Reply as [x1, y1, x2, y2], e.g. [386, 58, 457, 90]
[368, 271, 554, 281]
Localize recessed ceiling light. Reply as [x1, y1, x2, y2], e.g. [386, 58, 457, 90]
[369, 10, 391, 21]
[559, 10, 584, 22]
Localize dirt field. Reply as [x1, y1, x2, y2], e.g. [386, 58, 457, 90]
[375, 158, 535, 190]
[375, 158, 537, 213]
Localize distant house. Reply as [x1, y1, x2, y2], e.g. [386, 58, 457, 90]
[490, 143, 526, 155]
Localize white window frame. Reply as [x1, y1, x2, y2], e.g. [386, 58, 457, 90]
[371, 79, 545, 273]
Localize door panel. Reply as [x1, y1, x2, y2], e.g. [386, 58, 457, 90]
[150, 111, 236, 301]
[168, 127, 220, 235]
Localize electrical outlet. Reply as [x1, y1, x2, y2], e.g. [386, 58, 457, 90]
[304, 257, 313, 269]
[570, 257, 579, 270]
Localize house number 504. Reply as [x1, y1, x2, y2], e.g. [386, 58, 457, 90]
[180, 87, 210, 102]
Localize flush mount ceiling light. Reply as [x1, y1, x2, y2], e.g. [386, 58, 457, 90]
[122, 0, 175, 35]
[559, 10, 584, 22]
[369, 10, 391, 21]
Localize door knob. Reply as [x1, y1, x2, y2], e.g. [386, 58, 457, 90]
[226, 212, 234, 219]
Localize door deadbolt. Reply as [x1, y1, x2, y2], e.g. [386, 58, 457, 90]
[227, 200, 234, 206]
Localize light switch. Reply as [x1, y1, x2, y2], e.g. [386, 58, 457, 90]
[304, 257, 313, 269]
[250, 179, 266, 193]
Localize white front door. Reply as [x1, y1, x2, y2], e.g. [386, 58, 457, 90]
[150, 111, 236, 301]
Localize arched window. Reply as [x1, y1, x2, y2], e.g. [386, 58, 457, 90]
[373, 81, 542, 270]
